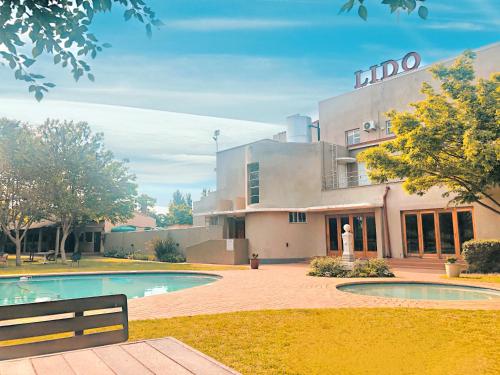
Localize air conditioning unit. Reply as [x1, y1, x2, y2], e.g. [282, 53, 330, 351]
[362, 121, 376, 132]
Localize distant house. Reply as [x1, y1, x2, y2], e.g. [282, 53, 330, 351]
[104, 212, 156, 233]
[0, 212, 156, 255]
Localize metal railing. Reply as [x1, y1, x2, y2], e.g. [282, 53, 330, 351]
[322, 170, 372, 190]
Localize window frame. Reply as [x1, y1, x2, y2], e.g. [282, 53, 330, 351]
[247, 162, 260, 205]
[289, 211, 307, 224]
[385, 120, 393, 135]
[345, 128, 361, 146]
[401, 207, 475, 258]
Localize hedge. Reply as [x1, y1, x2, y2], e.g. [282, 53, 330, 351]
[462, 239, 500, 273]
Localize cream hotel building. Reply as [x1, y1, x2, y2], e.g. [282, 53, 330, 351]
[192, 42, 500, 264]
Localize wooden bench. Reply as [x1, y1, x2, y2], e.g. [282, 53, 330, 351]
[0, 294, 128, 361]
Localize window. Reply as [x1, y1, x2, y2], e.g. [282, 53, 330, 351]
[385, 120, 393, 135]
[289, 212, 306, 223]
[208, 216, 219, 226]
[85, 232, 93, 243]
[346, 128, 360, 146]
[247, 162, 260, 204]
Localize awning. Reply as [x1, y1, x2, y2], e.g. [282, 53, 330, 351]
[194, 202, 383, 217]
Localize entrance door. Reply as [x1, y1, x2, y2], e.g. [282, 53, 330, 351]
[402, 208, 475, 258]
[326, 213, 377, 258]
[93, 232, 101, 253]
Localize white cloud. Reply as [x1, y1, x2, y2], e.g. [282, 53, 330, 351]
[165, 18, 311, 31]
[0, 53, 347, 123]
[423, 22, 487, 31]
[0, 99, 283, 204]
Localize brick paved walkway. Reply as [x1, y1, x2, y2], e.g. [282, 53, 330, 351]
[128, 264, 500, 320]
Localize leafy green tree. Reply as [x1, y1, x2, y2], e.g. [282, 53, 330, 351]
[0, 0, 161, 100]
[0, 119, 46, 265]
[339, 0, 429, 21]
[358, 52, 500, 215]
[168, 203, 193, 225]
[39, 119, 137, 262]
[137, 193, 156, 215]
[161, 190, 193, 226]
[155, 213, 171, 228]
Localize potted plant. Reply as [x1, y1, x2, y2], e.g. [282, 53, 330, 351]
[445, 256, 461, 278]
[250, 253, 260, 269]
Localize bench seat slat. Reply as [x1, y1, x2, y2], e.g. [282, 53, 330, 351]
[0, 311, 125, 341]
[0, 294, 126, 321]
[0, 330, 128, 361]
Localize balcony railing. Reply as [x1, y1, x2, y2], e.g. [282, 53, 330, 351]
[322, 170, 372, 190]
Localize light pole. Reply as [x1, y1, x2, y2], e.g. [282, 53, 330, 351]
[212, 129, 220, 153]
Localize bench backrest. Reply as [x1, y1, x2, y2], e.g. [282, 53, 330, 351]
[0, 294, 128, 361]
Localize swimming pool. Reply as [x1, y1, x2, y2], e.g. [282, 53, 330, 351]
[0, 272, 220, 306]
[337, 282, 500, 301]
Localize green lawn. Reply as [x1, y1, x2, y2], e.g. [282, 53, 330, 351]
[442, 274, 500, 284]
[0, 256, 246, 275]
[130, 309, 500, 375]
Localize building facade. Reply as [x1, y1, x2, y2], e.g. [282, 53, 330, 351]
[192, 43, 500, 264]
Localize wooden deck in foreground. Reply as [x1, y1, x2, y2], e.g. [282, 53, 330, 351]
[0, 337, 240, 375]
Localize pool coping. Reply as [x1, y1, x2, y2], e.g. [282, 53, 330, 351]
[0, 269, 223, 279]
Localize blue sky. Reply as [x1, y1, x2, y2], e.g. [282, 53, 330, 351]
[0, 0, 498, 208]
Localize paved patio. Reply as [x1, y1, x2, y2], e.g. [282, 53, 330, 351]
[0, 337, 240, 375]
[128, 264, 500, 320]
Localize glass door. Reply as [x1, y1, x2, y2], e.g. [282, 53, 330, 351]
[327, 217, 340, 256]
[403, 214, 419, 255]
[438, 212, 455, 255]
[421, 213, 437, 255]
[326, 213, 378, 258]
[402, 208, 475, 258]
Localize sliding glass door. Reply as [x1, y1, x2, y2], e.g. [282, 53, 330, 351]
[402, 208, 475, 258]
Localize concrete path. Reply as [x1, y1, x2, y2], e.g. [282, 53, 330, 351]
[0, 337, 240, 375]
[128, 264, 500, 320]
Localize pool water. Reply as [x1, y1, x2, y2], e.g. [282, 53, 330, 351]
[0, 272, 219, 306]
[337, 282, 500, 301]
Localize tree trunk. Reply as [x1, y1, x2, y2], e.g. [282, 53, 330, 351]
[73, 231, 80, 253]
[59, 232, 69, 263]
[15, 238, 22, 266]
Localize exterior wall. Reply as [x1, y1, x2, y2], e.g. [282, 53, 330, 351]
[247, 141, 323, 208]
[104, 225, 223, 255]
[245, 208, 384, 261]
[245, 212, 326, 260]
[319, 43, 500, 148]
[104, 212, 156, 233]
[186, 239, 249, 265]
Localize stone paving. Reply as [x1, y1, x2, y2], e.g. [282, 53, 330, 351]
[127, 264, 500, 320]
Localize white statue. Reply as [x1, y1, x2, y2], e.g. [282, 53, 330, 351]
[341, 224, 355, 262]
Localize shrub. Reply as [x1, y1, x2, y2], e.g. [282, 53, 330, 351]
[152, 236, 186, 263]
[130, 252, 151, 261]
[308, 257, 349, 278]
[349, 258, 394, 278]
[103, 248, 132, 259]
[308, 257, 394, 278]
[462, 239, 500, 273]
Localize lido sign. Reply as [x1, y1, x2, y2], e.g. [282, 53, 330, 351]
[354, 52, 421, 89]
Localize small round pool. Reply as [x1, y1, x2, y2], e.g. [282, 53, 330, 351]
[0, 272, 220, 306]
[337, 282, 500, 301]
